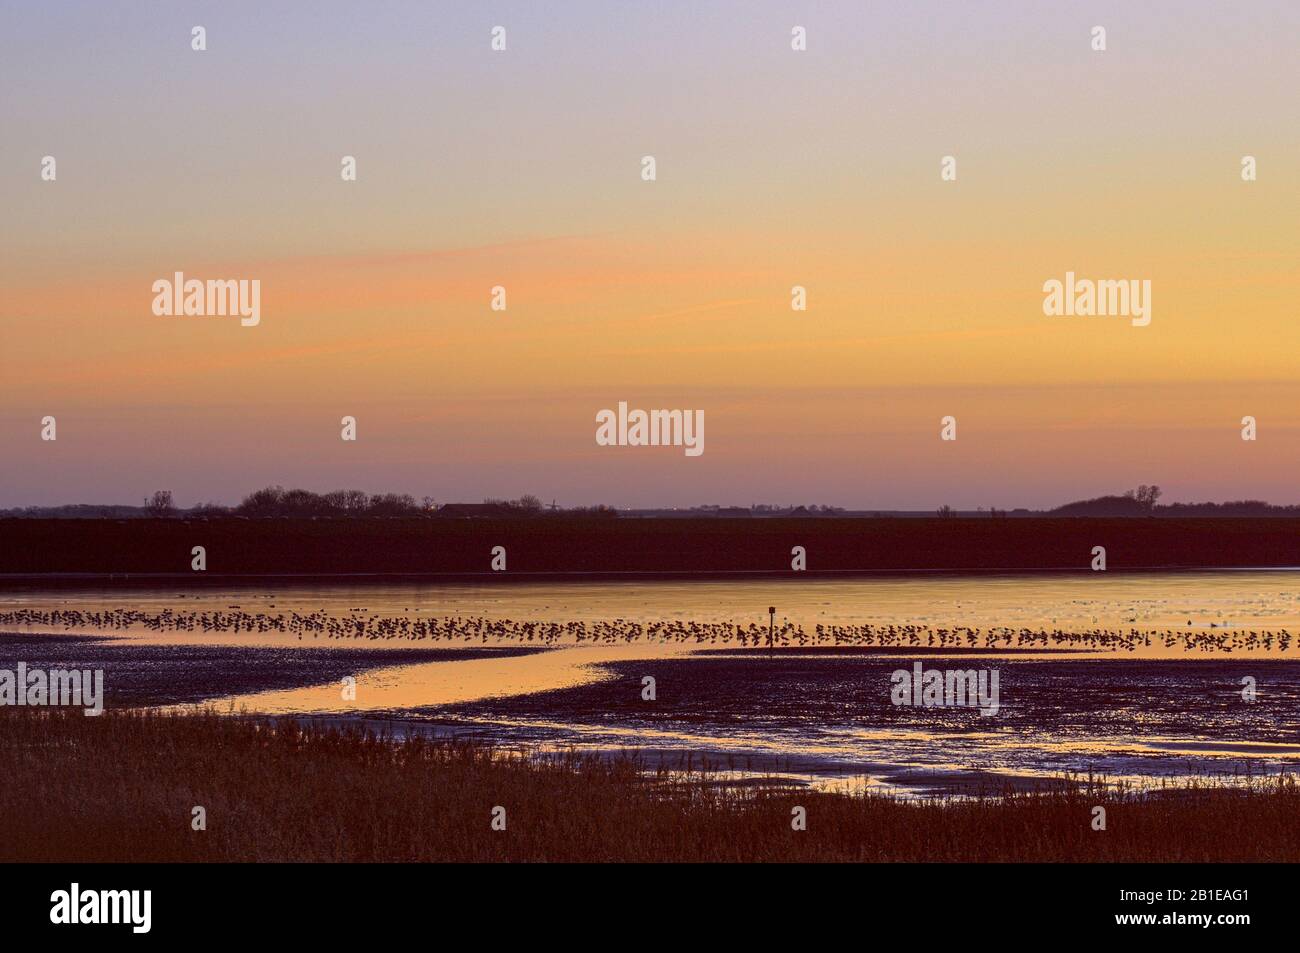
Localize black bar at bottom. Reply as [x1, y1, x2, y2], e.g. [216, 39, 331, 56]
[3, 861, 1277, 940]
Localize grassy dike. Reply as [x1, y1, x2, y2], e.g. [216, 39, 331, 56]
[3, 708, 1297, 862]
[5, 516, 1300, 577]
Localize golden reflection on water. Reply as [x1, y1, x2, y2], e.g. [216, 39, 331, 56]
[205, 644, 686, 714]
[7, 571, 1300, 638]
[8, 573, 1300, 718]
[10, 575, 1293, 792]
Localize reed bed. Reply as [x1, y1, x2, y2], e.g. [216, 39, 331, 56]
[2, 708, 1296, 862]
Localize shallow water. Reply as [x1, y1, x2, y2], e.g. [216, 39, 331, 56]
[4, 572, 1299, 794]
[412, 654, 1300, 794]
[5, 570, 1300, 644]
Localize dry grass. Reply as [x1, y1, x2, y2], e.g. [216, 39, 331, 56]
[2, 708, 1296, 862]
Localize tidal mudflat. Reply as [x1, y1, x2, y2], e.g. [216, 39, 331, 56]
[4, 572, 1299, 796]
[0, 633, 543, 707]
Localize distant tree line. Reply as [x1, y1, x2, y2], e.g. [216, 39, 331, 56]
[1152, 500, 1300, 516]
[1049, 485, 1300, 517]
[133, 487, 615, 519]
[1050, 485, 1163, 516]
[230, 486, 429, 518]
[8, 483, 1300, 519]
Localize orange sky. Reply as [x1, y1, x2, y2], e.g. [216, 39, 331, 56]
[2, 1, 1298, 507]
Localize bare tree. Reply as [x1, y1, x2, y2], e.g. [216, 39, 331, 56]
[1130, 485, 1163, 511]
[144, 490, 175, 517]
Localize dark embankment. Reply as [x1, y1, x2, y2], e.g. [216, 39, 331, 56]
[2, 516, 1299, 579]
[3, 709, 1297, 862]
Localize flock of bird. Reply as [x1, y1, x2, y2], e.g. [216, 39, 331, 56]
[0, 606, 1295, 653]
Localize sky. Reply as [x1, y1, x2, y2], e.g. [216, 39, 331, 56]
[1, 0, 1298, 509]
